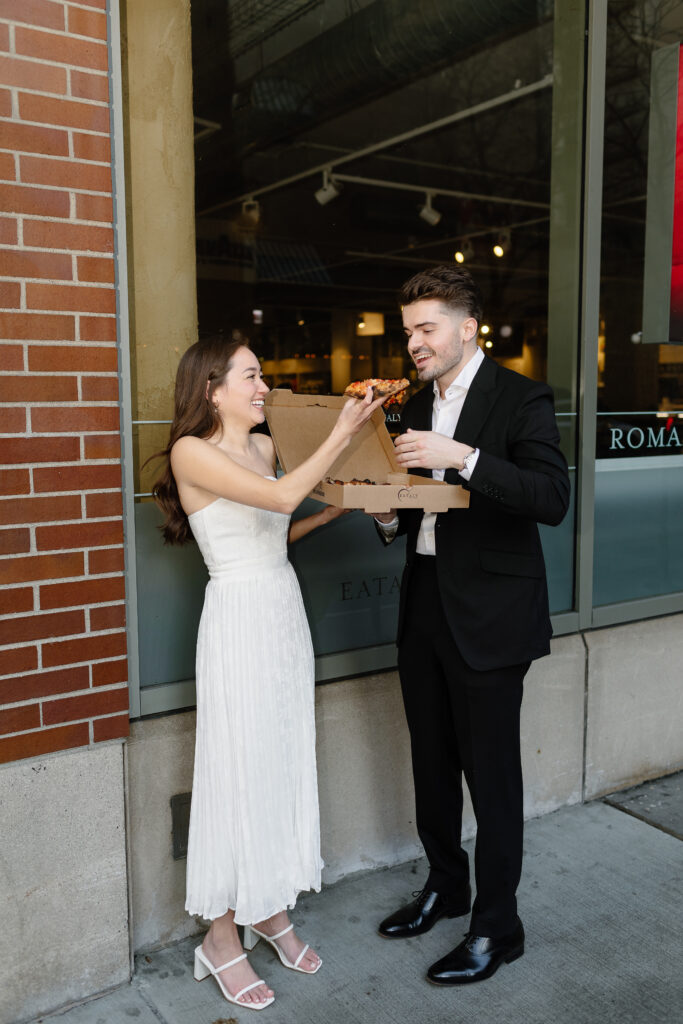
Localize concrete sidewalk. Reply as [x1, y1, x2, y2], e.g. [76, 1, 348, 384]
[30, 786, 683, 1024]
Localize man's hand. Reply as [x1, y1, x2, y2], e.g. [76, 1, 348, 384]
[394, 429, 474, 471]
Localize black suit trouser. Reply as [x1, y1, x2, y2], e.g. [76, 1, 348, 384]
[397, 554, 528, 938]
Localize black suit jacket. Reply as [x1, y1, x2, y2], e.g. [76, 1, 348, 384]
[391, 355, 570, 671]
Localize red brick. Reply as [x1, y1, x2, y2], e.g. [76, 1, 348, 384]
[89, 546, 123, 574]
[80, 314, 116, 341]
[0, 704, 40, 736]
[67, 4, 107, 40]
[86, 491, 122, 518]
[0, 217, 17, 244]
[0, 182, 69, 218]
[0, 343, 23, 369]
[0, 435, 79, 465]
[0, 89, 11, 117]
[37, 518, 123, 550]
[24, 218, 113, 253]
[16, 27, 107, 72]
[90, 602, 124, 631]
[19, 91, 109, 133]
[0, 151, 15, 180]
[33, 463, 121, 492]
[0, 282, 21, 308]
[32, 405, 119, 432]
[0, 374, 78, 403]
[1, 311, 75, 340]
[0, 23, 8, 51]
[29, 344, 115, 372]
[0, 53, 67, 93]
[44, 685, 128, 725]
[81, 374, 118, 400]
[20, 155, 112, 193]
[0, 405, 25, 431]
[0, 0, 65, 31]
[0, 121, 69, 158]
[75, 192, 111, 223]
[41, 575, 125, 609]
[76, 0, 106, 9]
[27, 282, 115, 315]
[76, 257, 113, 285]
[0, 721, 88, 764]
[0, 608, 83, 645]
[0, 468, 30, 495]
[93, 713, 129, 742]
[0, 406, 26, 433]
[0, 643, 37, 676]
[0, 249, 72, 281]
[0, 527, 30, 554]
[43, 629, 126, 668]
[83, 433, 120, 459]
[0, 551, 83, 585]
[70, 70, 108, 103]
[0, 586, 33, 615]
[0, 664, 88, 702]
[72, 131, 110, 163]
[0, 494, 81, 525]
[92, 657, 127, 686]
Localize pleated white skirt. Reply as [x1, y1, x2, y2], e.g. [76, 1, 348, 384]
[185, 561, 323, 924]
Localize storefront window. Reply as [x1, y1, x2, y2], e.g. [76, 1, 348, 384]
[595, 0, 683, 607]
[131, 0, 579, 707]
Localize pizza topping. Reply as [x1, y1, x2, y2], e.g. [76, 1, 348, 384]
[344, 377, 410, 400]
[325, 477, 376, 485]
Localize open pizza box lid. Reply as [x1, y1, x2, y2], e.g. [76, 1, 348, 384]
[264, 389, 470, 514]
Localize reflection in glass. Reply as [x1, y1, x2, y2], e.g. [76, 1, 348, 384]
[133, 0, 578, 692]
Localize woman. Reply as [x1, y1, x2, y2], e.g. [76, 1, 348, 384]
[152, 333, 384, 1010]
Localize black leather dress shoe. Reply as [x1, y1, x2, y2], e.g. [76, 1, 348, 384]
[378, 887, 471, 938]
[427, 918, 525, 984]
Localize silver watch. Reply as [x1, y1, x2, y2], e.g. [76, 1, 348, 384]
[462, 450, 477, 474]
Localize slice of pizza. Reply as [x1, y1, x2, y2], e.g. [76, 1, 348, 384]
[343, 377, 410, 400]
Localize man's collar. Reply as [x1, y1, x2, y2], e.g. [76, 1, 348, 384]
[433, 345, 485, 399]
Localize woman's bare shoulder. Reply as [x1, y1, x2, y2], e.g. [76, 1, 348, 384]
[251, 431, 276, 464]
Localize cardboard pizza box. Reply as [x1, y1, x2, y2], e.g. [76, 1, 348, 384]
[264, 389, 470, 514]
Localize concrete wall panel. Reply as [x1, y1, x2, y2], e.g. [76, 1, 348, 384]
[128, 712, 198, 952]
[0, 744, 129, 1024]
[584, 615, 683, 798]
[128, 639, 586, 950]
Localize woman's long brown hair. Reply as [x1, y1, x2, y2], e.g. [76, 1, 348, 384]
[150, 332, 249, 545]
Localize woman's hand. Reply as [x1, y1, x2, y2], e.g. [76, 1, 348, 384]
[318, 504, 350, 525]
[332, 387, 387, 444]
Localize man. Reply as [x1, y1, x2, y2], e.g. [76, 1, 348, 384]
[374, 265, 570, 985]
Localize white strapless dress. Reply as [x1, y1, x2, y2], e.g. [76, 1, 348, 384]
[184, 492, 322, 924]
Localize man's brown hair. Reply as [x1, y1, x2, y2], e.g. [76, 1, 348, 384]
[400, 265, 483, 327]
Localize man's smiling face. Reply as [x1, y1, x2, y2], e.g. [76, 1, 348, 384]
[403, 298, 478, 392]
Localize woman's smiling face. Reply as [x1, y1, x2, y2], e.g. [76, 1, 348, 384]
[213, 346, 269, 425]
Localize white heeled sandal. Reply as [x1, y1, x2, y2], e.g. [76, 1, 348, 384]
[193, 945, 274, 1010]
[244, 923, 322, 974]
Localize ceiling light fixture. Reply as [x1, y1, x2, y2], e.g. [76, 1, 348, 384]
[315, 168, 342, 205]
[418, 192, 441, 226]
[493, 228, 511, 258]
[454, 238, 474, 263]
[241, 197, 260, 224]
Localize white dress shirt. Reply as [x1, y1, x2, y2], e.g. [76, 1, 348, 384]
[378, 346, 484, 554]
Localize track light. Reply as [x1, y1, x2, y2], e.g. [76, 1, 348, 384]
[454, 238, 474, 263]
[418, 192, 441, 226]
[315, 168, 342, 205]
[493, 229, 510, 258]
[241, 197, 260, 225]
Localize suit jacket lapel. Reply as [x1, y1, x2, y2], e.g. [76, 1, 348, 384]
[454, 355, 500, 447]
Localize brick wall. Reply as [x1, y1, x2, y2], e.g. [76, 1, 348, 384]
[0, 0, 129, 765]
